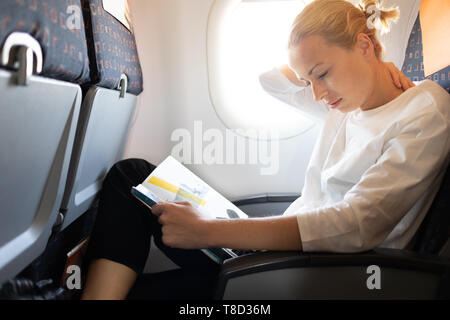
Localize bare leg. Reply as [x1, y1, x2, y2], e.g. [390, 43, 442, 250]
[81, 258, 137, 300]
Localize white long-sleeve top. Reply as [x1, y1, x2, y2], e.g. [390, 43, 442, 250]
[282, 80, 450, 252]
[259, 0, 450, 252]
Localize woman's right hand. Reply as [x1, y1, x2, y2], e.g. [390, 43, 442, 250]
[385, 62, 415, 91]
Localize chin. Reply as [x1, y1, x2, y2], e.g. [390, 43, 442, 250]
[328, 97, 358, 113]
[336, 104, 356, 113]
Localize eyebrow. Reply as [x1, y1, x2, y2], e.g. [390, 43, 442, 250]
[298, 63, 323, 81]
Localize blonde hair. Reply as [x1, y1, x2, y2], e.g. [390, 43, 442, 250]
[289, 0, 399, 60]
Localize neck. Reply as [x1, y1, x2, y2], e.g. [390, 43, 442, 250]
[361, 60, 404, 111]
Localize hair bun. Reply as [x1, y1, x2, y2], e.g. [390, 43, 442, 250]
[358, 0, 378, 18]
[358, 0, 399, 33]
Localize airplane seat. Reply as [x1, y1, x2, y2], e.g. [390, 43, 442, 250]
[413, 161, 450, 256]
[0, 0, 90, 285]
[57, 0, 143, 231]
[401, 12, 450, 93]
[231, 193, 301, 218]
[215, 12, 450, 300]
[395, 10, 450, 256]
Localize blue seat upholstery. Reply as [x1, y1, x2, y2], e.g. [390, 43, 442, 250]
[81, 0, 143, 94]
[401, 14, 450, 93]
[0, 0, 90, 84]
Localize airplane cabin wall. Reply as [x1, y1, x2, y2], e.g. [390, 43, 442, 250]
[124, 0, 321, 200]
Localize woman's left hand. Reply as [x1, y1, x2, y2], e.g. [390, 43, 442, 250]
[385, 62, 415, 91]
[151, 201, 211, 249]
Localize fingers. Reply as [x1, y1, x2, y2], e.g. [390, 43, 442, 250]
[399, 73, 415, 90]
[173, 201, 192, 206]
[386, 62, 402, 89]
[385, 61, 415, 91]
[151, 201, 189, 218]
[151, 201, 166, 217]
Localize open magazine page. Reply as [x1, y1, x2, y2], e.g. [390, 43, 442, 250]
[131, 156, 249, 264]
[140, 156, 248, 220]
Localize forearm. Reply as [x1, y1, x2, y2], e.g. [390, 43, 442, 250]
[205, 215, 302, 251]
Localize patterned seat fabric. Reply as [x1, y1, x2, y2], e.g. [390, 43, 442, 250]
[0, 0, 90, 84]
[402, 14, 450, 93]
[81, 0, 143, 95]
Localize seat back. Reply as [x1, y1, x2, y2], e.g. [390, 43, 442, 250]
[0, 0, 90, 85]
[0, 0, 90, 284]
[401, 13, 450, 256]
[81, 0, 143, 95]
[58, 0, 143, 230]
[401, 13, 450, 93]
[413, 161, 450, 256]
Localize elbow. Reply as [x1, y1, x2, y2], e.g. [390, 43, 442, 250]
[353, 229, 390, 253]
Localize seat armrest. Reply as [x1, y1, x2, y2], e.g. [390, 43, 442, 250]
[231, 193, 300, 207]
[215, 248, 450, 299]
[231, 193, 300, 218]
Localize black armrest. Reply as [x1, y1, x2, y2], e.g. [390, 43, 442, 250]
[224, 194, 450, 299]
[215, 248, 450, 299]
[231, 193, 300, 218]
[231, 193, 301, 207]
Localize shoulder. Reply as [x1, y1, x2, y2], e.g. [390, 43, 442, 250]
[408, 80, 450, 121]
[381, 81, 450, 144]
[366, 80, 450, 137]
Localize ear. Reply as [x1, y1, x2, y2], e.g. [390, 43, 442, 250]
[355, 33, 375, 60]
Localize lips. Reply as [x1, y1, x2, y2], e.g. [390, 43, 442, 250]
[327, 98, 342, 109]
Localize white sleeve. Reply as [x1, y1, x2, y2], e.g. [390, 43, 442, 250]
[296, 107, 450, 253]
[259, 68, 329, 122]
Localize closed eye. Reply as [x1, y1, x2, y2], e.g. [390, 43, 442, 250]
[318, 71, 328, 79]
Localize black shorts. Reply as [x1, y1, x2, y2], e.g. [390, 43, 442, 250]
[84, 158, 220, 300]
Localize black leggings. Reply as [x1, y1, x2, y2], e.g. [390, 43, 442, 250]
[84, 158, 220, 300]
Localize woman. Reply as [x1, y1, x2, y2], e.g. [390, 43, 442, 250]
[260, 0, 423, 122]
[82, 0, 450, 299]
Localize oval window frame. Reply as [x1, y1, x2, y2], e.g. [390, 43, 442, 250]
[206, 0, 315, 141]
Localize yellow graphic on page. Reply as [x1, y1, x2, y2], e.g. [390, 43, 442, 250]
[147, 176, 207, 206]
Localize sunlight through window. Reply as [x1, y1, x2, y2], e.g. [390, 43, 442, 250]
[208, 0, 315, 139]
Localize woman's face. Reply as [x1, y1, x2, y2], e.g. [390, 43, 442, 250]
[288, 34, 374, 113]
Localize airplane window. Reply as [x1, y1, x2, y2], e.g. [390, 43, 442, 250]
[207, 0, 315, 140]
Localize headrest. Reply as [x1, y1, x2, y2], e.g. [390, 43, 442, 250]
[81, 0, 143, 95]
[401, 13, 449, 93]
[0, 0, 90, 84]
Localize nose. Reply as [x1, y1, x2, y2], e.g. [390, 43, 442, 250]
[311, 82, 328, 101]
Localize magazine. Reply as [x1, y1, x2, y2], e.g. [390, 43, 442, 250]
[131, 155, 248, 264]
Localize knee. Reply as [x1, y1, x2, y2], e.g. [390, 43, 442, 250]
[112, 158, 149, 173]
[103, 158, 155, 190]
[106, 158, 142, 178]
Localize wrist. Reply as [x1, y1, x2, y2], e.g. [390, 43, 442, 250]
[201, 218, 221, 248]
